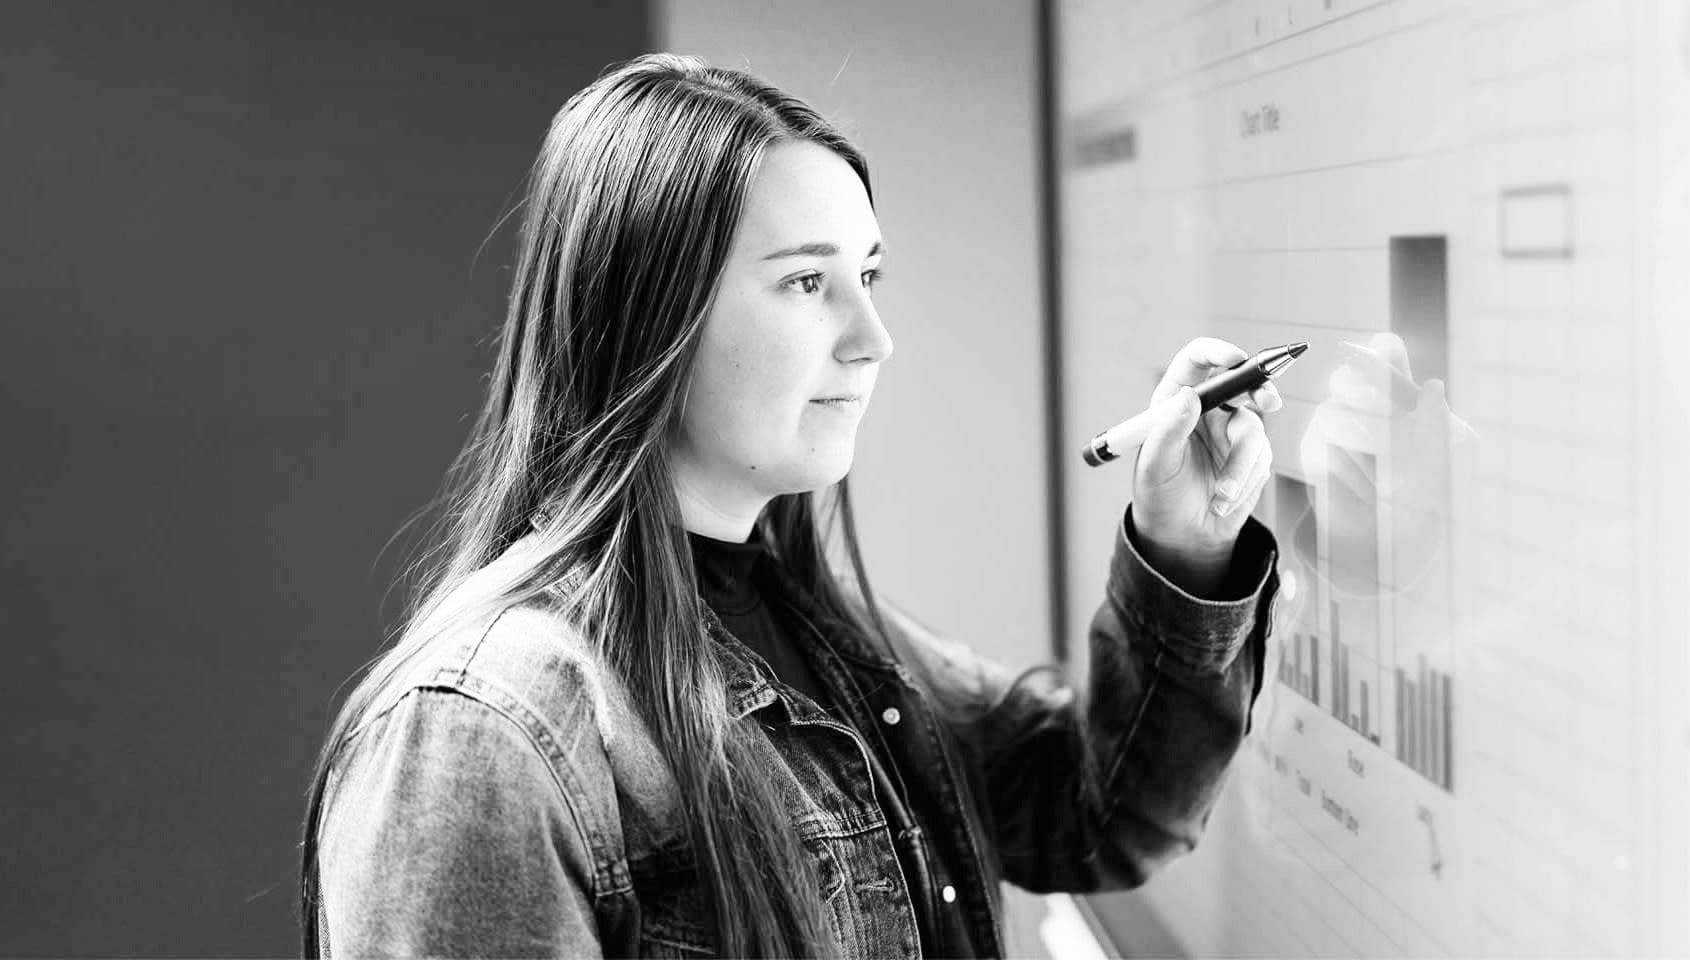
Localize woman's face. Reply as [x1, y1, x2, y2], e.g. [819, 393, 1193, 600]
[669, 140, 892, 541]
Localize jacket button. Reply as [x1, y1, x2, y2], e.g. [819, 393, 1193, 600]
[881, 707, 901, 726]
[941, 884, 957, 903]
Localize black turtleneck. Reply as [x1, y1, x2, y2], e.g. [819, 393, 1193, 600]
[687, 529, 833, 713]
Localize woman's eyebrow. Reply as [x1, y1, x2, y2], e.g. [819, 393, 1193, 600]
[761, 240, 884, 261]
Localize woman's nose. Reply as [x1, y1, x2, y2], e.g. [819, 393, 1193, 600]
[838, 291, 894, 364]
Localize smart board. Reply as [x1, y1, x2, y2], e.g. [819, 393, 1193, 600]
[1055, 1, 1690, 955]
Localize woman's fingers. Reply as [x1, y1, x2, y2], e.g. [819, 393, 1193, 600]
[1212, 406, 1270, 516]
[1152, 337, 1250, 403]
[1198, 406, 1232, 464]
[1137, 386, 1202, 488]
[1249, 381, 1283, 412]
[1199, 377, 1279, 459]
[1139, 340, 1281, 512]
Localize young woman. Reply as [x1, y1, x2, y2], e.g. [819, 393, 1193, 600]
[301, 52, 1283, 958]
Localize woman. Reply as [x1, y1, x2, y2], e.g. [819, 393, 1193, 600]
[301, 52, 1283, 958]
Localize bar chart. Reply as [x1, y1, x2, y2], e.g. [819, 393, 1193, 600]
[1058, 1, 1689, 955]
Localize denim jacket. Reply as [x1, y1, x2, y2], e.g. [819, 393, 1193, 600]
[313, 507, 1279, 957]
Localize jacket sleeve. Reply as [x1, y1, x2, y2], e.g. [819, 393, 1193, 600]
[316, 687, 604, 957]
[884, 503, 1279, 894]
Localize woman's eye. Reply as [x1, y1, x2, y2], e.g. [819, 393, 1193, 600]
[786, 269, 882, 296]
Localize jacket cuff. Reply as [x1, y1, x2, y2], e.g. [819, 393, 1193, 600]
[1108, 503, 1279, 675]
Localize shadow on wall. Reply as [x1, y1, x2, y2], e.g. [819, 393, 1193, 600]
[0, 3, 649, 953]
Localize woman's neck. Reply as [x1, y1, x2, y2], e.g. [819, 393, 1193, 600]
[672, 479, 768, 543]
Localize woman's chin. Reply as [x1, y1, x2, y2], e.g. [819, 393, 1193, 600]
[782, 447, 855, 493]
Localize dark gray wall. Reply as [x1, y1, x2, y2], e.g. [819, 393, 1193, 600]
[0, 3, 649, 953]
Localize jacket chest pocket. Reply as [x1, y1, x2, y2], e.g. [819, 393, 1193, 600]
[633, 860, 713, 958]
[810, 825, 922, 960]
[632, 836, 849, 959]
[632, 826, 918, 960]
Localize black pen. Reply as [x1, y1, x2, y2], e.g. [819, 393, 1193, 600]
[1081, 342, 1309, 467]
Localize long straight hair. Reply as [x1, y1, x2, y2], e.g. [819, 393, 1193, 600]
[299, 53, 931, 957]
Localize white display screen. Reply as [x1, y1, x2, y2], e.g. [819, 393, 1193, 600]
[1055, 1, 1689, 956]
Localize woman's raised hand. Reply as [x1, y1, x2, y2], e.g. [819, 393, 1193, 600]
[1132, 338, 1283, 573]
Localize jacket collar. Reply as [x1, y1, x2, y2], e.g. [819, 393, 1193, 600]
[756, 557, 905, 673]
[523, 509, 901, 719]
[697, 601, 782, 720]
[697, 561, 906, 723]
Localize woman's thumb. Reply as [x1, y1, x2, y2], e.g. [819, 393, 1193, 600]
[1138, 386, 1200, 485]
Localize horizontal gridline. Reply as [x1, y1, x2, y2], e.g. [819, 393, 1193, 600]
[1461, 664, 1633, 765]
[1465, 0, 1630, 44]
[1466, 0, 1602, 30]
[1467, 465, 1631, 515]
[1459, 523, 1635, 583]
[1190, 11, 1446, 98]
[1083, 1, 1434, 115]
[1461, 410, 1635, 446]
[1469, 90, 1631, 154]
[1466, 828, 1635, 946]
[1460, 761, 1632, 871]
[1468, 136, 1636, 195]
[1069, 113, 1631, 208]
[1465, 613, 1637, 703]
[1465, 360, 1631, 385]
[1247, 822, 1408, 956]
[1467, 835, 1605, 926]
[1462, 733, 1636, 844]
[1463, 48, 1632, 88]
[1473, 809, 1632, 908]
[1263, 782, 1456, 956]
[1208, 245, 1386, 254]
[1469, 848, 1616, 952]
[1475, 910, 1521, 955]
[1216, 843, 1323, 957]
[1464, 113, 1628, 148]
[1463, 771, 1635, 873]
[1193, 145, 1469, 191]
[1464, 766, 1635, 868]
[1458, 571, 1632, 632]
[1076, 0, 1231, 58]
[1208, 892, 1313, 957]
[1460, 314, 1629, 338]
[1469, 898, 1623, 960]
[1207, 310, 1390, 332]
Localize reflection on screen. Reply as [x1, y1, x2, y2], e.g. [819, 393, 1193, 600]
[1056, 1, 1688, 956]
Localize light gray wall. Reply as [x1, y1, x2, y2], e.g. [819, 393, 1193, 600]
[657, 4, 1055, 956]
[657, 0, 1053, 675]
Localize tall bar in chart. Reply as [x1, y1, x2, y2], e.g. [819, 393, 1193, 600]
[1396, 654, 1454, 792]
[1328, 606, 1382, 745]
[1272, 474, 1323, 706]
[1385, 234, 1455, 794]
[1277, 630, 1321, 703]
[1324, 447, 1386, 746]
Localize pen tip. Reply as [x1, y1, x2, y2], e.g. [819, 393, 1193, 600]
[1288, 341, 1309, 358]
